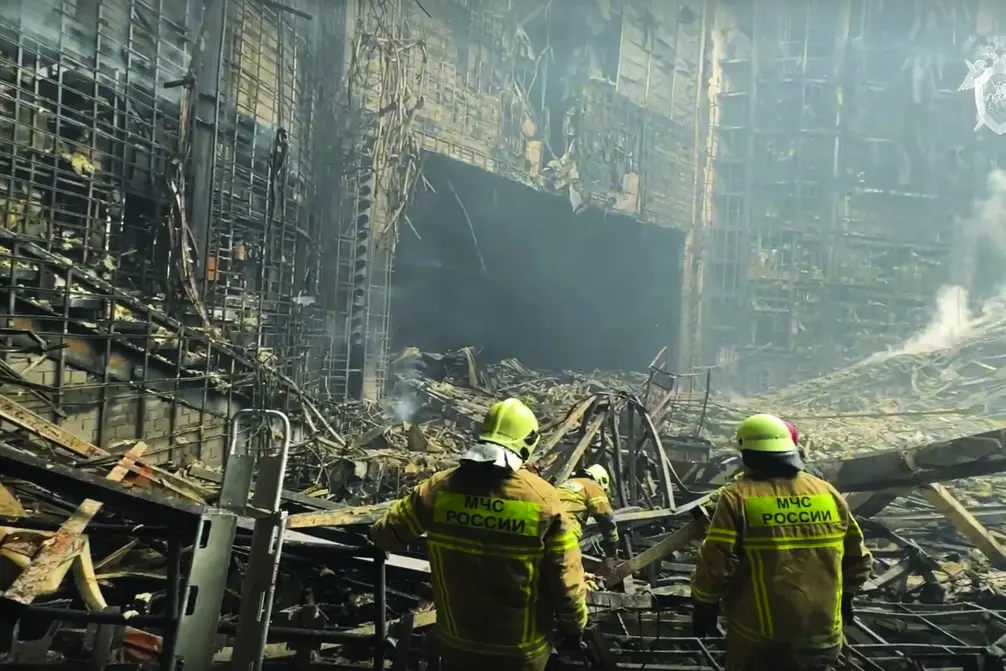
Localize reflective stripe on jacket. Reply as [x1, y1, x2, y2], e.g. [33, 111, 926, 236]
[690, 471, 873, 650]
[370, 465, 588, 664]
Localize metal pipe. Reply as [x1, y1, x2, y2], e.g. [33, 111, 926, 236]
[0, 517, 171, 536]
[18, 606, 172, 627]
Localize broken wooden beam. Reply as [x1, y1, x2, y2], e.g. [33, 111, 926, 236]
[0, 395, 207, 502]
[0, 440, 429, 579]
[816, 432, 1006, 492]
[0, 441, 202, 526]
[3, 442, 147, 606]
[606, 519, 705, 588]
[862, 562, 910, 594]
[534, 396, 594, 460]
[0, 481, 24, 518]
[918, 482, 1006, 569]
[286, 502, 391, 529]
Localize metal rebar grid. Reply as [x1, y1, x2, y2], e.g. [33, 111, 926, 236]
[704, 0, 983, 390]
[201, 0, 330, 404]
[0, 0, 363, 460]
[0, 0, 191, 282]
[551, 601, 1006, 670]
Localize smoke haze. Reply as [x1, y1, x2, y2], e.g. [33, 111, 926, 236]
[868, 169, 1006, 362]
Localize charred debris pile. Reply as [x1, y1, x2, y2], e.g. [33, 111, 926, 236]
[3, 348, 1006, 667]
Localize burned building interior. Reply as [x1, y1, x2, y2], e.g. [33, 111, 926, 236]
[2, 0, 1006, 668]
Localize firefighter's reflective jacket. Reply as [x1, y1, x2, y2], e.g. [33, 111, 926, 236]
[557, 477, 619, 556]
[370, 465, 589, 666]
[690, 471, 873, 651]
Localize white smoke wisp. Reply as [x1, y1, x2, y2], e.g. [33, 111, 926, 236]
[390, 394, 419, 423]
[387, 349, 426, 422]
[896, 285, 972, 355]
[863, 285, 972, 364]
[864, 169, 1006, 364]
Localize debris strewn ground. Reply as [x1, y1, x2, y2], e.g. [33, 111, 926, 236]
[3, 345, 1006, 668]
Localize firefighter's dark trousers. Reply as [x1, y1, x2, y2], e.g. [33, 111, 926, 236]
[440, 654, 548, 671]
[725, 637, 840, 671]
[429, 635, 549, 671]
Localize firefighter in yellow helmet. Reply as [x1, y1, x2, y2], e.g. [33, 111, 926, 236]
[370, 398, 588, 671]
[690, 413, 873, 671]
[557, 464, 620, 578]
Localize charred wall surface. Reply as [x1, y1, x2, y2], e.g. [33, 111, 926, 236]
[393, 153, 684, 372]
[704, 0, 1006, 390]
[386, 0, 709, 373]
[0, 0, 352, 463]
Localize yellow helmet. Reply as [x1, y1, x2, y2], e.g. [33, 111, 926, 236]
[736, 413, 797, 453]
[585, 464, 610, 491]
[479, 398, 540, 459]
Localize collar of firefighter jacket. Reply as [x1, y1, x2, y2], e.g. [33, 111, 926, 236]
[458, 441, 524, 471]
[741, 449, 805, 479]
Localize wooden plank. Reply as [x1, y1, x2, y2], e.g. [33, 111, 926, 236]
[0, 481, 24, 517]
[0, 395, 207, 502]
[3, 443, 148, 605]
[919, 482, 1006, 569]
[286, 502, 391, 529]
[817, 433, 1006, 492]
[532, 396, 595, 464]
[605, 519, 704, 588]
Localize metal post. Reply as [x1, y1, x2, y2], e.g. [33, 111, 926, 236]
[231, 409, 292, 671]
[374, 552, 388, 671]
[188, 0, 228, 288]
[160, 533, 183, 670]
[176, 409, 289, 668]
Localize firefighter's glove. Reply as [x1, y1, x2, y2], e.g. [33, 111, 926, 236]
[841, 594, 856, 624]
[691, 600, 720, 639]
[557, 632, 586, 654]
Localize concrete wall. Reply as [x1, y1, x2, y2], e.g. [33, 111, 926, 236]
[2, 350, 234, 465]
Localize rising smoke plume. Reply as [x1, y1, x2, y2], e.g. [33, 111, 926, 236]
[868, 169, 1006, 362]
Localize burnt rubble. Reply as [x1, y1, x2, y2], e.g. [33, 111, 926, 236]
[2, 348, 1006, 668]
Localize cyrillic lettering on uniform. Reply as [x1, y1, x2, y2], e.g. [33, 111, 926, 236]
[433, 491, 540, 536]
[745, 494, 840, 528]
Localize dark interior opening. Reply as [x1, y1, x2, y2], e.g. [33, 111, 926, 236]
[391, 152, 685, 372]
